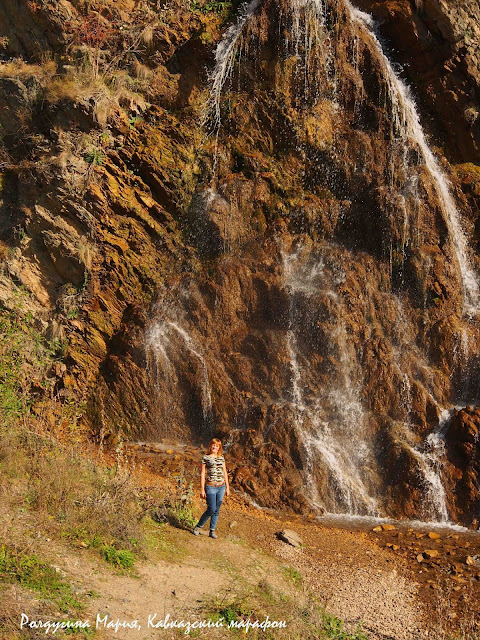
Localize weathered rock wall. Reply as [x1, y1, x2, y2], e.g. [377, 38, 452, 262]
[0, 0, 479, 524]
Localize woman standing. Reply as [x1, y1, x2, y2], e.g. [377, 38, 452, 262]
[193, 438, 230, 539]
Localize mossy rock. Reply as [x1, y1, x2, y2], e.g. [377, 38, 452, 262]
[455, 162, 480, 196]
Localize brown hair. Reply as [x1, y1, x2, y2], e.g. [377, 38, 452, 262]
[207, 438, 223, 456]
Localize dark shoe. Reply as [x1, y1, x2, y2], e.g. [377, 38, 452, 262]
[193, 527, 201, 536]
[209, 530, 217, 539]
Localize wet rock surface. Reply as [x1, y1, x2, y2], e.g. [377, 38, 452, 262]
[0, 0, 479, 527]
[356, 0, 480, 163]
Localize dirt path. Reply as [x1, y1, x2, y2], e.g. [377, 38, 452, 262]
[221, 502, 428, 640]
[16, 497, 430, 640]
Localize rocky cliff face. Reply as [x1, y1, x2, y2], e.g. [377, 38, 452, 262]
[1, 0, 479, 525]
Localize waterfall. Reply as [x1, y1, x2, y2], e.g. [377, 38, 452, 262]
[283, 246, 380, 515]
[206, 0, 479, 316]
[146, 319, 213, 428]
[203, 0, 261, 135]
[346, 2, 480, 316]
[405, 410, 452, 522]
[168, 322, 213, 419]
[196, 0, 476, 523]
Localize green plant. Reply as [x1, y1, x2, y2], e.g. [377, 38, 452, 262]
[156, 473, 197, 530]
[128, 116, 144, 129]
[100, 545, 136, 569]
[208, 594, 252, 626]
[191, 0, 232, 14]
[63, 623, 95, 637]
[282, 565, 303, 588]
[84, 147, 105, 166]
[321, 612, 369, 640]
[0, 544, 83, 612]
[100, 131, 113, 146]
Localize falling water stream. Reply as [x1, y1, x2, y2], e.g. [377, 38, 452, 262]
[283, 247, 380, 515]
[146, 319, 213, 429]
[345, 2, 480, 317]
[194, 0, 480, 521]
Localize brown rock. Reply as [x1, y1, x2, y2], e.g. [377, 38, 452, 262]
[277, 529, 304, 548]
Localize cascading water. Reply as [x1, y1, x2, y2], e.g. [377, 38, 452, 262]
[206, 0, 480, 314]
[345, 2, 480, 316]
[203, 0, 261, 136]
[283, 246, 380, 515]
[146, 317, 213, 433]
[193, 0, 479, 523]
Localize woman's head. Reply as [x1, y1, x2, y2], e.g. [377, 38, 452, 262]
[207, 438, 223, 456]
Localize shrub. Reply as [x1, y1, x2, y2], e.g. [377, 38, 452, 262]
[84, 147, 105, 165]
[282, 565, 303, 588]
[154, 473, 197, 530]
[100, 545, 136, 569]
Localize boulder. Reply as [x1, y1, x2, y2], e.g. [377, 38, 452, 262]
[277, 529, 304, 548]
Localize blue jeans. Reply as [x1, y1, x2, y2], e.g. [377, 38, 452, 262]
[197, 484, 225, 531]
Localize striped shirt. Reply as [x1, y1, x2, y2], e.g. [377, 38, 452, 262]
[202, 454, 225, 483]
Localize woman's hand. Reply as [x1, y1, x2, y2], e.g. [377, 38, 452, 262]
[200, 490, 206, 499]
[226, 487, 230, 497]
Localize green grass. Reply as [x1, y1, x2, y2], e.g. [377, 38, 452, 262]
[0, 544, 83, 613]
[84, 147, 105, 166]
[142, 517, 190, 563]
[63, 623, 95, 637]
[100, 545, 136, 569]
[320, 612, 369, 640]
[281, 565, 303, 588]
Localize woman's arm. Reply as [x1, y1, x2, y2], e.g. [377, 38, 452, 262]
[200, 463, 206, 499]
[223, 461, 230, 497]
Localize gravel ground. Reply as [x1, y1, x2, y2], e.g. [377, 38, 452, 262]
[275, 541, 426, 640]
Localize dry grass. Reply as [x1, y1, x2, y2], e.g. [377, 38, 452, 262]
[0, 303, 161, 565]
[0, 427, 157, 559]
[46, 64, 146, 125]
[0, 59, 56, 83]
[0, 584, 47, 639]
[132, 58, 152, 80]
